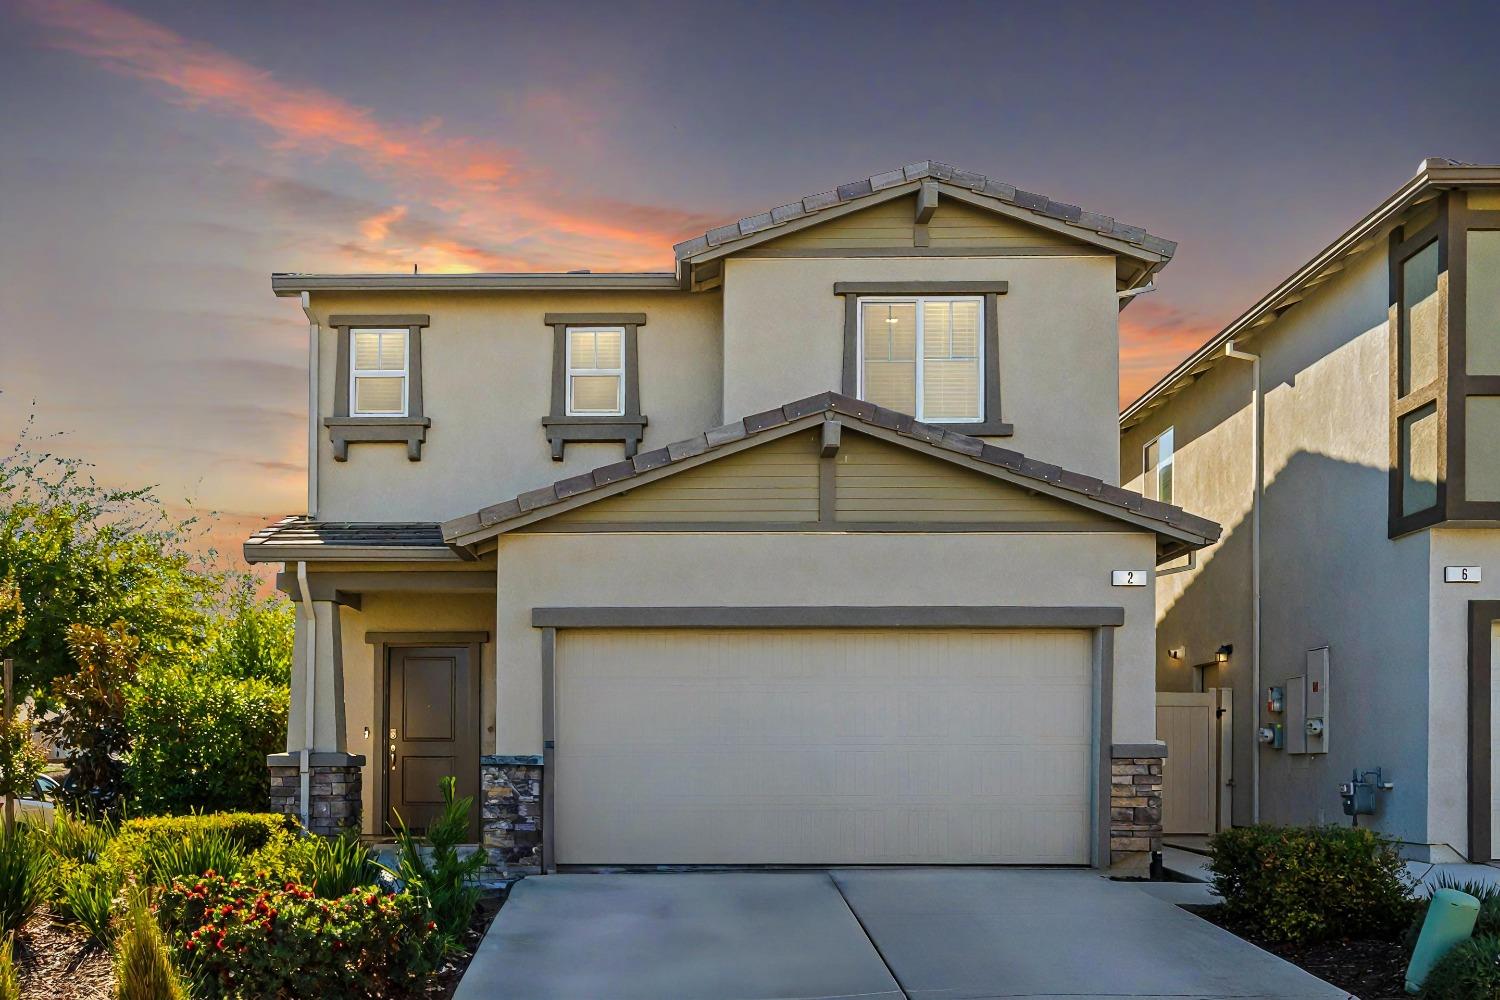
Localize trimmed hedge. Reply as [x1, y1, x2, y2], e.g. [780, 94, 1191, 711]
[1208, 824, 1416, 944]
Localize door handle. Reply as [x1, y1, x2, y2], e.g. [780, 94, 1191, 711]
[389, 729, 397, 772]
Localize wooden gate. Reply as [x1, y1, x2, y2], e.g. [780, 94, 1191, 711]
[1156, 690, 1231, 835]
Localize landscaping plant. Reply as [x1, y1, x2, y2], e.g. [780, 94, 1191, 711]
[0, 823, 51, 935]
[0, 715, 44, 817]
[41, 622, 140, 816]
[1419, 932, 1500, 999]
[158, 872, 439, 998]
[114, 890, 189, 1000]
[304, 829, 381, 899]
[141, 824, 248, 884]
[391, 775, 484, 945]
[1406, 877, 1500, 953]
[0, 933, 18, 1000]
[56, 862, 122, 944]
[1208, 824, 1416, 945]
[46, 807, 114, 865]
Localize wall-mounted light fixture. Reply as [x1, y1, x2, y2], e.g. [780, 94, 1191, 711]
[1215, 644, 1233, 664]
[1168, 647, 1185, 661]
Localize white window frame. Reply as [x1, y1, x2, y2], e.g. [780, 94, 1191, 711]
[348, 328, 410, 417]
[565, 326, 627, 417]
[855, 295, 984, 423]
[1144, 426, 1174, 503]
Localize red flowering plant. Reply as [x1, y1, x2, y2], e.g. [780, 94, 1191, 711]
[156, 871, 441, 998]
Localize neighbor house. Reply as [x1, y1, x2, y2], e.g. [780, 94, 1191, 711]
[245, 160, 1219, 874]
[1121, 158, 1500, 863]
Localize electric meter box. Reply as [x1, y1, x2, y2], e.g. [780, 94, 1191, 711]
[1283, 648, 1331, 756]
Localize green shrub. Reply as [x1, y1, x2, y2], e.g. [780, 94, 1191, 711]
[158, 873, 439, 998]
[141, 826, 248, 884]
[1421, 932, 1500, 998]
[0, 933, 18, 1000]
[57, 862, 122, 943]
[115, 890, 188, 1000]
[1208, 824, 1416, 945]
[304, 831, 380, 899]
[0, 824, 50, 935]
[46, 808, 114, 865]
[100, 811, 296, 880]
[392, 775, 483, 947]
[124, 663, 287, 815]
[0, 716, 45, 803]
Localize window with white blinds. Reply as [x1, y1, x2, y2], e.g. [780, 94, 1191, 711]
[566, 327, 626, 416]
[349, 328, 409, 415]
[857, 297, 982, 422]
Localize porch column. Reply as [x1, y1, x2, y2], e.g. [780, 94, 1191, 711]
[269, 596, 365, 835]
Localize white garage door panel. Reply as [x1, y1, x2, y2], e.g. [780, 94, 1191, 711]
[556, 628, 1094, 865]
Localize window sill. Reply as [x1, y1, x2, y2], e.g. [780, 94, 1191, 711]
[324, 416, 432, 461]
[541, 415, 648, 460]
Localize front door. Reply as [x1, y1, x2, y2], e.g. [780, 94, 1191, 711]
[386, 645, 479, 836]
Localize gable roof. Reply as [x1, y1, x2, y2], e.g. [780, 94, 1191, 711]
[442, 392, 1220, 559]
[243, 517, 459, 563]
[672, 160, 1178, 279]
[1121, 157, 1500, 430]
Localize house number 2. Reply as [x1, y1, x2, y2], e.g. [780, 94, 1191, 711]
[1111, 570, 1148, 587]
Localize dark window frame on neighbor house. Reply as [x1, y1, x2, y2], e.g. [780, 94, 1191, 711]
[1389, 190, 1500, 536]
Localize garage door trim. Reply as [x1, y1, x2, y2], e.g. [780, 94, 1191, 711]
[535, 605, 1118, 871]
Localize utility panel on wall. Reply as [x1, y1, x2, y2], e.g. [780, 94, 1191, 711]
[1283, 648, 1331, 756]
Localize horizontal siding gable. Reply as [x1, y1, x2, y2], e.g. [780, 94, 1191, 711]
[546, 431, 821, 524]
[757, 194, 1089, 252]
[834, 431, 1113, 525]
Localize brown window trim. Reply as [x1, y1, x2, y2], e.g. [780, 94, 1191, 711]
[543, 313, 647, 460]
[327, 314, 431, 461]
[1388, 207, 1449, 536]
[835, 283, 1013, 436]
[1448, 197, 1500, 521]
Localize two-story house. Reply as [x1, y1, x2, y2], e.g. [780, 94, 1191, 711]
[1121, 158, 1500, 863]
[245, 161, 1219, 874]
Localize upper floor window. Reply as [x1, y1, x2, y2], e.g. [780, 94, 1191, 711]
[1143, 426, 1174, 504]
[566, 327, 626, 416]
[1399, 240, 1441, 396]
[857, 296, 982, 423]
[350, 328, 409, 416]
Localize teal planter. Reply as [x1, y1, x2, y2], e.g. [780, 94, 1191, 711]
[1406, 887, 1480, 994]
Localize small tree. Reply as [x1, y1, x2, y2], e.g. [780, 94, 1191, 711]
[40, 623, 140, 815]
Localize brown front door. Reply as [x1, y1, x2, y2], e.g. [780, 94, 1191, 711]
[386, 645, 479, 836]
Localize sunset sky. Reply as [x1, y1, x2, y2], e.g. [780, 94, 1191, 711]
[4, 0, 1499, 555]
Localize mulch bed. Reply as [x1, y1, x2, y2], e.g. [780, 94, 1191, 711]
[15, 912, 113, 1000]
[14, 888, 509, 1000]
[1183, 904, 1409, 999]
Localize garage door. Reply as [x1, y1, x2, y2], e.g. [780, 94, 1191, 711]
[554, 628, 1095, 865]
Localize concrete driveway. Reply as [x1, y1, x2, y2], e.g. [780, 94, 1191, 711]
[455, 869, 1349, 1000]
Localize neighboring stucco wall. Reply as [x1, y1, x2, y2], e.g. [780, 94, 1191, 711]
[1429, 527, 1500, 858]
[722, 255, 1123, 482]
[491, 530, 1159, 754]
[1124, 239, 1440, 847]
[306, 291, 722, 522]
[1122, 358, 1256, 825]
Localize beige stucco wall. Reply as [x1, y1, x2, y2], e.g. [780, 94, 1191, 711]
[1123, 238, 1441, 848]
[306, 291, 722, 522]
[722, 255, 1123, 483]
[491, 530, 1160, 755]
[1429, 527, 1500, 857]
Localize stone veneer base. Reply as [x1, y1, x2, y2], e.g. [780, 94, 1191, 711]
[268, 753, 364, 837]
[1109, 755, 1164, 875]
[481, 755, 544, 874]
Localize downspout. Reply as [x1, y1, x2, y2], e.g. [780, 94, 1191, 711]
[1223, 340, 1262, 823]
[294, 561, 317, 829]
[301, 291, 319, 518]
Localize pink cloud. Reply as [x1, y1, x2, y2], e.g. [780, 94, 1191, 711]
[15, 0, 723, 270]
[1118, 299, 1222, 407]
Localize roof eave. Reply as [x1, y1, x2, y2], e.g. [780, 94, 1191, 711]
[1121, 162, 1500, 429]
[241, 543, 464, 564]
[271, 272, 683, 297]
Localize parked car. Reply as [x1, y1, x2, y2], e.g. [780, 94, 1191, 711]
[15, 773, 58, 826]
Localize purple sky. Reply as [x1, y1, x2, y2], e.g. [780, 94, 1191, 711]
[3, 0, 1498, 554]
